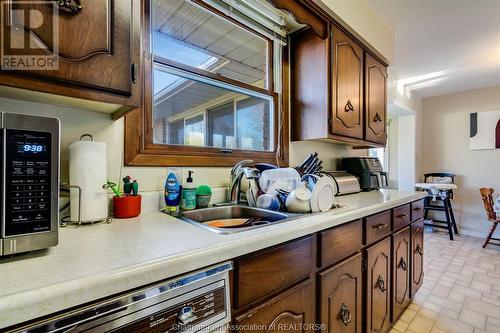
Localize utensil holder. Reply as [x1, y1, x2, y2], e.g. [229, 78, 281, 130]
[113, 195, 142, 218]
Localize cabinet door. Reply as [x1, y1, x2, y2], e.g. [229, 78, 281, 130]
[319, 254, 362, 333]
[411, 219, 424, 297]
[2, 1, 135, 96]
[392, 227, 411, 321]
[364, 53, 388, 145]
[234, 279, 315, 333]
[331, 26, 364, 139]
[365, 237, 391, 333]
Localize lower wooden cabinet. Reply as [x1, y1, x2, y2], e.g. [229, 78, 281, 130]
[365, 237, 391, 333]
[411, 219, 425, 297]
[319, 254, 362, 333]
[233, 279, 315, 333]
[392, 227, 411, 321]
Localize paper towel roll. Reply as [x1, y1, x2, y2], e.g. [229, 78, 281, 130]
[69, 139, 108, 222]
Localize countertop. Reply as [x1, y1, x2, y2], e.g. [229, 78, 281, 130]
[0, 189, 426, 329]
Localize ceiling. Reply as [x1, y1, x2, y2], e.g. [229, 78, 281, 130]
[368, 0, 500, 99]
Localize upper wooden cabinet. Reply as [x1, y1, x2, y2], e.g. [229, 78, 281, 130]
[365, 53, 388, 145]
[0, 0, 140, 114]
[290, 24, 388, 148]
[331, 26, 364, 140]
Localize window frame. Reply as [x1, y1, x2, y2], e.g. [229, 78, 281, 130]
[124, 0, 288, 167]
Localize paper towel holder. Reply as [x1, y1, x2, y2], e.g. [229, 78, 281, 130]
[60, 184, 112, 227]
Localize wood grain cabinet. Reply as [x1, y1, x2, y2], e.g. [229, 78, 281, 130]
[365, 237, 391, 333]
[364, 53, 388, 145]
[290, 24, 388, 148]
[319, 254, 362, 333]
[331, 26, 364, 140]
[392, 227, 411, 322]
[232, 201, 425, 333]
[234, 279, 315, 333]
[411, 219, 425, 297]
[0, 0, 140, 110]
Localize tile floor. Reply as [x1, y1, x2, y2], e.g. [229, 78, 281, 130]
[392, 230, 500, 333]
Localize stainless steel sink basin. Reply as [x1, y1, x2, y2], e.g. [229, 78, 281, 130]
[178, 205, 291, 234]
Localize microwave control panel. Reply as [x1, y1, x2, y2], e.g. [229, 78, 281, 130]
[4, 129, 52, 236]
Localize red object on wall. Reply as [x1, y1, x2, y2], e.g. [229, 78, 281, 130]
[496, 120, 500, 149]
[113, 195, 142, 218]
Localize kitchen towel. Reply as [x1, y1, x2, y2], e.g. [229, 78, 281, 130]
[69, 139, 108, 222]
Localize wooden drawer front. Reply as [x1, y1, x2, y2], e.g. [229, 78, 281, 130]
[365, 238, 391, 333]
[392, 227, 411, 322]
[411, 199, 425, 222]
[319, 253, 362, 333]
[393, 204, 411, 231]
[411, 219, 424, 297]
[234, 279, 315, 333]
[364, 211, 391, 246]
[235, 236, 314, 309]
[320, 219, 362, 267]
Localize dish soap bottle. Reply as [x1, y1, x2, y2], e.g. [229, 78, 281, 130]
[181, 170, 196, 210]
[165, 168, 182, 216]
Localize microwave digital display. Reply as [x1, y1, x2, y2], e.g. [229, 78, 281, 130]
[20, 144, 46, 153]
[4, 129, 52, 236]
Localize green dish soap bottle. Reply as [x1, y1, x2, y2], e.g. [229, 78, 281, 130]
[181, 170, 197, 210]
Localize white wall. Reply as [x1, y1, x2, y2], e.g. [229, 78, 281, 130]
[422, 85, 500, 237]
[397, 115, 416, 190]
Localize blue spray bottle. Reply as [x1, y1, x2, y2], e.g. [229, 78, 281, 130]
[165, 168, 182, 216]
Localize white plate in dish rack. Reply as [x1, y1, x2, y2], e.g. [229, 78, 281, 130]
[311, 175, 335, 213]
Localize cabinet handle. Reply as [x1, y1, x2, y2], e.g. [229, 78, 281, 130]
[344, 100, 355, 112]
[340, 303, 352, 326]
[416, 244, 423, 255]
[396, 214, 409, 219]
[377, 275, 387, 292]
[373, 223, 389, 231]
[399, 257, 408, 271]
[131, 63, 138, 84]
[54, 0, 83, 13]
[373, 112, 383, 122]
[413, 207, 423, 212]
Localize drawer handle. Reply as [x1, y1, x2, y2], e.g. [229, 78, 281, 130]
[377, 275, 387, 292]
[413, 207, 423, 212]
[373, 223, 389, 231]
[340, 303, 352, 326]
[416, 244, 423, 256]
[396, 214, 409, 219]
[344, 100, 355, 112]
[399, 257, 408, 271]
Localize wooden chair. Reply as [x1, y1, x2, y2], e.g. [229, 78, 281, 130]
[479, 188, 500, 248]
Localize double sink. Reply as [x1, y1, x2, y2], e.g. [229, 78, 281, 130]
[178, 205, 295, 234]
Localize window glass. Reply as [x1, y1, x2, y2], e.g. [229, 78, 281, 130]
[152, 64, 273, 151]
[237, 97, 271, 150]
[152, 0, 268, 89]
[208, 102, 235, 148]
[185, 115, 204, 146]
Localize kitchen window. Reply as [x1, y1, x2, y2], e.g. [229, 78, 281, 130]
[125, 0, 288, 166]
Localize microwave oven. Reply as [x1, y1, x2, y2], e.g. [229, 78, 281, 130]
[0, 113, 60, 256]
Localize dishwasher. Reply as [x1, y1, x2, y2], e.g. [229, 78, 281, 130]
[10, 262, 232, 333]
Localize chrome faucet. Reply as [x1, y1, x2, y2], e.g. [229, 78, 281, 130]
[229, 160, 259, 204]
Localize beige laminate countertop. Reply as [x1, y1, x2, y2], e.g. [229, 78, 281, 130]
[0, 189, 426, 329]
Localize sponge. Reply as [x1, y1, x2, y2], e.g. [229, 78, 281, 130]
[196, 185, 212, 196]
